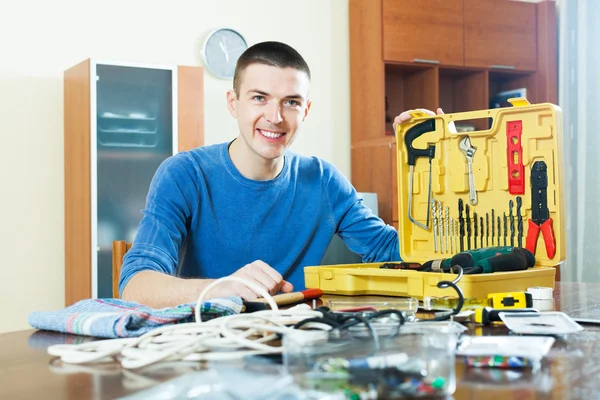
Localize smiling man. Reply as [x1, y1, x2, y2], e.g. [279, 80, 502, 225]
[119, 41, 401, 308]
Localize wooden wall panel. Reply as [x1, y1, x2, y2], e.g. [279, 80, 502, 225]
[64, 59, 91, 306]
[177, 66, 204, 151]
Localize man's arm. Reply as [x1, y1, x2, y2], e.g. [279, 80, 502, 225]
[121, 270, 215, 308]
[324, 162, 401, 262]
[121, 261, 294, 309]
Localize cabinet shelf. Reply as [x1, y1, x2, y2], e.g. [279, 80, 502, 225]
[350, 0, 557, 225]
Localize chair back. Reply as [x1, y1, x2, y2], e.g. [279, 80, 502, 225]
[112, 240, 132, 298]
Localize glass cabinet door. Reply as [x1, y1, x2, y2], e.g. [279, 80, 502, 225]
[94, 64, 175, 298]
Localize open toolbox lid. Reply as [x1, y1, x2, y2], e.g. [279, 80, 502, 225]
[394, 99, 565, 267]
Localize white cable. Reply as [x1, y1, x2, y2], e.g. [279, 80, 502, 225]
[47, 275, 327, 369]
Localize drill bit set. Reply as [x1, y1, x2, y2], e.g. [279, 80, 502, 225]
[453, 197, 525, 252]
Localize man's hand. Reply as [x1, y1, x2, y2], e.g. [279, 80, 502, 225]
[393, 107, 444, 133]
[211, 260, 294, 300]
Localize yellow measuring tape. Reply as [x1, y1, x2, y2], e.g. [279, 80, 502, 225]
[422, 291, 533, 311]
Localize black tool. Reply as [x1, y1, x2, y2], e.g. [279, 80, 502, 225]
[480, 216, 484, 249]
[466, 205, 471, 250]
[503, 212, 508, 246]
[459, 199, 465, 252]
[486, 213, 490, 247]
[421, 247, 535, 275]
[525, 161, 556, 258]
[516, 196, 523, 247]
[492, 210, 495, 246]
[405, 120, 436, 230]
[497, 215, 501, 246]
[473, 211, 478, 249]
[509, 199, 515, 246]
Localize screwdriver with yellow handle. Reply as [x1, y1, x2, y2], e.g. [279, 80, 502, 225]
[469, 307, 539, 325]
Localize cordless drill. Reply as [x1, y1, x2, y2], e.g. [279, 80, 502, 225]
[420, 246, 535, 274]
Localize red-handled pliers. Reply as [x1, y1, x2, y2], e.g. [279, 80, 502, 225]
[525, 161, 556, 259]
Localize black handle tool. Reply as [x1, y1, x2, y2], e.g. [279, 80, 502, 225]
[404, 119, 436, 230]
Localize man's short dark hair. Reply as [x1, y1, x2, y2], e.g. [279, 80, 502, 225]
[233, 41, 311, 96]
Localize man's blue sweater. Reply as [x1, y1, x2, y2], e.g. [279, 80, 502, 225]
[118, 142, 400, 295]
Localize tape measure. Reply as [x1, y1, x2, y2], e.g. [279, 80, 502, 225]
[423, 291, 533, 311]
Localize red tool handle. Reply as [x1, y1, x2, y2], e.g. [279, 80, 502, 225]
[525, 219, 540, 255]
[525, 219, 556, 259]
[540, 218, 556, 259]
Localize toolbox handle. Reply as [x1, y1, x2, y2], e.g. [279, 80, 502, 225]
[445, 111, 498, 136]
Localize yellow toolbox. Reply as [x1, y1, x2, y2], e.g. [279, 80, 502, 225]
[305, 99, 565, 299]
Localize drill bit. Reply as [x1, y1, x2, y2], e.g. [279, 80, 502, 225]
[466, 205, 471, 250]
[497, 215, 501, 247]
[480, 216, 484, 248]
[473, 212, 478, 249]
[450, 217, 454, 254]
[458, 199, 465, 252]
[503, 212, 508, 247]
[486, 213, 489, 247]
[438, 200, 444, 253]
[445, 206, 450, 253]
[432, 200, 438, 252]
[491, 209, 495, 246]
[516, 196, 523, 247]
[509, 199, 515, 247]
[455, 220, 459, 255]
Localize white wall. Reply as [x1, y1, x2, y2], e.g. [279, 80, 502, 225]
[0, 0, 350, 333]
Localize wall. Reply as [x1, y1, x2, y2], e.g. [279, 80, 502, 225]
[0, 0, 350, 333]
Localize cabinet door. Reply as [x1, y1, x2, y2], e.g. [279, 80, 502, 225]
[464, 0, 537, 71]
[95, 64, 176, 299]
[351, 141, 395, 224]
[383, 0, 464, 66]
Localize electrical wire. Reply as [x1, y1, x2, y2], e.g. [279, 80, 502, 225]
[47, 272, 465, 369]
[427, 265, 465, 321]
[48, 276, 327, 369]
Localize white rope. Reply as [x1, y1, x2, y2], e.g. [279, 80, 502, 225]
[47, 276, 327, 369]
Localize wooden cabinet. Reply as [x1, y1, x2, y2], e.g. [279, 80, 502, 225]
[350, 0, 557, 227]
[383, 0, 464, 66]
[351, 140, 396, 223]
[464, 0, 537, 71]
[64, 59, 204, 305]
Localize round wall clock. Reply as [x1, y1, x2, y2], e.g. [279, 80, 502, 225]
[201, 28, 248, 79]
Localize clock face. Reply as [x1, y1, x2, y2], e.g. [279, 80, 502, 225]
[202, 28, 248, 79]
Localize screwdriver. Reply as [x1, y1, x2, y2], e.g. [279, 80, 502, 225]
[470, 307, 539, 325]
[404, 119, 436, 230]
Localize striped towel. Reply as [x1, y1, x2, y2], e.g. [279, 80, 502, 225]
[28, 297, 243, 339]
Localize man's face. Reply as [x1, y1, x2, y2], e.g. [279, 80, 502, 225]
[227, 64, 311, 161]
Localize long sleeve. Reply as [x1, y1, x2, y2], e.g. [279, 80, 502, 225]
[325, 162, 401, 263]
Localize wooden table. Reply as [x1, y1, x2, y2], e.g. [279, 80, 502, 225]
[2, 282, 600, 400]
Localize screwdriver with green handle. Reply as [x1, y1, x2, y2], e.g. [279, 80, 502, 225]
[420, 246, 535, 274]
